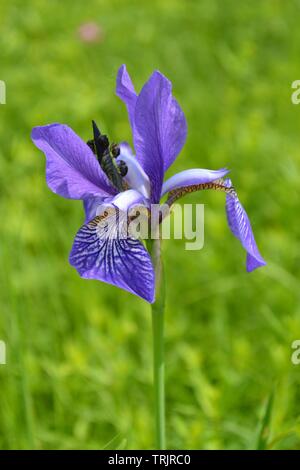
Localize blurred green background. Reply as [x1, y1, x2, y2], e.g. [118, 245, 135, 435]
[1, 0, 300, 450]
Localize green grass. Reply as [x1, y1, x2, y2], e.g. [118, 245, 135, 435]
[1, 0, 300, 449]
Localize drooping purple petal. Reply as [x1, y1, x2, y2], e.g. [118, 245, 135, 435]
[117, 143, 151, 199]
[116, 65, 137, 132]
[225, 179, 266, 272]
[134, 71, 187, 203]
[161, 168, 230, 197]
[69, 205, 155, 303]
[32, 124, 117, 200]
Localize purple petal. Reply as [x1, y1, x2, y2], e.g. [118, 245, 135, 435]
[69, 207, 155, 303]
[83, 196, 112, 223]
[161, 168, 230, 196]
[117, 143, 151, 199]
[116, 65, 137, 132]
[134, 71, 187, 203]
[32, 124, 116, 200]
[225, 179, 266, 272]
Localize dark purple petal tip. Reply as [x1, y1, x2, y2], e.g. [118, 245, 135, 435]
[225, 179, 266, 272]
[116, 65, 137, 131]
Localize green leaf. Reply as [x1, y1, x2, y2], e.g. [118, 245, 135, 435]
[255, 388, 275, 450]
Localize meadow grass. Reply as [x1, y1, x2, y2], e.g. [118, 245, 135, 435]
[0, 0, 300, 449]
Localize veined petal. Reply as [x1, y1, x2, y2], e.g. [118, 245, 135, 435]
[69, 206, 155, 303]
[134, 71, 187, 203]
[32, 124, 117, 200]
[161, 168, 230, 197]
[116, 65, 137, 132]
[225, 179, 266, 272]
[117, 143, 151, 199]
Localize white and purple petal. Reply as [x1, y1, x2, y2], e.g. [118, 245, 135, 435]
[117, 143, 151, 199]
[161, 168, 230, 196]
[225, 179, 266, 272]
[110, 188, 146, 212]
[69, 205, 155, 303]
[134, 71, 187, 203]
[32, 124, 117, 200]
[83, 196, 113, 223]
[83, 188, 146, 223]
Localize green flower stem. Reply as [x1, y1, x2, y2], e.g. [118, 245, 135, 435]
[148, 237, 166, 450]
